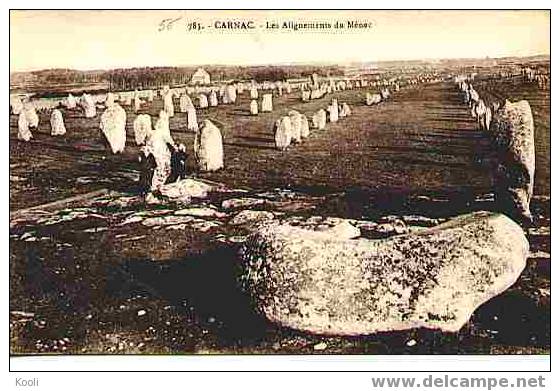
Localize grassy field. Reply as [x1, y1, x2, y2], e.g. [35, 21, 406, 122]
[9, 78, 550, 355]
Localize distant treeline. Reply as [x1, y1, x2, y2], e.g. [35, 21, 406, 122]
[105, 65, 346, 90]
[26, 68, 105, 84]
[11, 65, 346, 92]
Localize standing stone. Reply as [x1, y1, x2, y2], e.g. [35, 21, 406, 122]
[222, 92, 230, 104]
[300, 114, 310, 138]
[209, 90, 218, 107]
[134, 96, 142, 113]
[288, 110, 302, 143]
[491, 100, 535, 223]
[146, 89, 154, 102]
[24, 105, 39, 128]
[469, 88, 479, 107]
[312, 109, 327, 130]
[50, 109, 66, 136]
[17, 112, 33, 141]
[66, 94, 77, 109]
[250, 87, 258, 100]
[366, 93, 381, 105]
[10, 96, 24, 115]
[82, 94, 96, 118]
[154, 110, 173, 144]
[463, 89, 471, 104]
[225, 85, 237, 104]
[179, 94, 194, 113]
[186, 106, 198, 132]
[239, 212, 529, 335]
[475, 100, 486, 129]
[133, 114, 152, 145]
[340, 103, 351, 118]
[311, 89, 322, 100]
[327, 99, 339, 123]
[311, 73, 319, 86]
[123, 93, 132, 106]
[199, 94, 209, 109]
[194, 119, 223, 172]
[153, 110, 175, 146]
[100, 103, 127, 153]
[250, 100, 258, 116]
[381, 88, 391, 100]
[163, 92, 174, 117]
[261, 94, 273, 112]
[274, 116, 292, 151]
[484, 106, 492, 131]
[105, 92, 115, 107]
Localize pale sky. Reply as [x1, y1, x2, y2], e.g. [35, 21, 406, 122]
[10, 10, 550, 72]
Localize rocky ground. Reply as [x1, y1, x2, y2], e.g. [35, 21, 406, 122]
[9, 79, 550, 355]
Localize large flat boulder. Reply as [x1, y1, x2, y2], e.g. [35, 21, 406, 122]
[238, 211, 528, 335]
[491, 100, 535, 223]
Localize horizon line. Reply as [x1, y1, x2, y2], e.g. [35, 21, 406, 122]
[10, 53, 551, 74]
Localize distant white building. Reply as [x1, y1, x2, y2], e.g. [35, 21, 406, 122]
[191, 68, 210, 85]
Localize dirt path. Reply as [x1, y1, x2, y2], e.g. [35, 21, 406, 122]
[202, 82, 494, 194]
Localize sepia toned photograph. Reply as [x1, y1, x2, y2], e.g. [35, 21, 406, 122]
[9, 9, 550, 359]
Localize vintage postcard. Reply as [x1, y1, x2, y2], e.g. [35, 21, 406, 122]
[9, 9, 550, 368]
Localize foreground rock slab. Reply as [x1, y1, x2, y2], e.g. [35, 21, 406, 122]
[239, 212, 528, 335]
[159, 178, 214, 201]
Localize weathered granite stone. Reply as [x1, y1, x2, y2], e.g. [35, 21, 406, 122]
[491, 100, 535, 223]
[160, 178, 213, 201]
[222, 197, 265, 210]
[238, 211, 528, 335]
[194, 120, 223, 172]
[229, 210, 276, 226]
